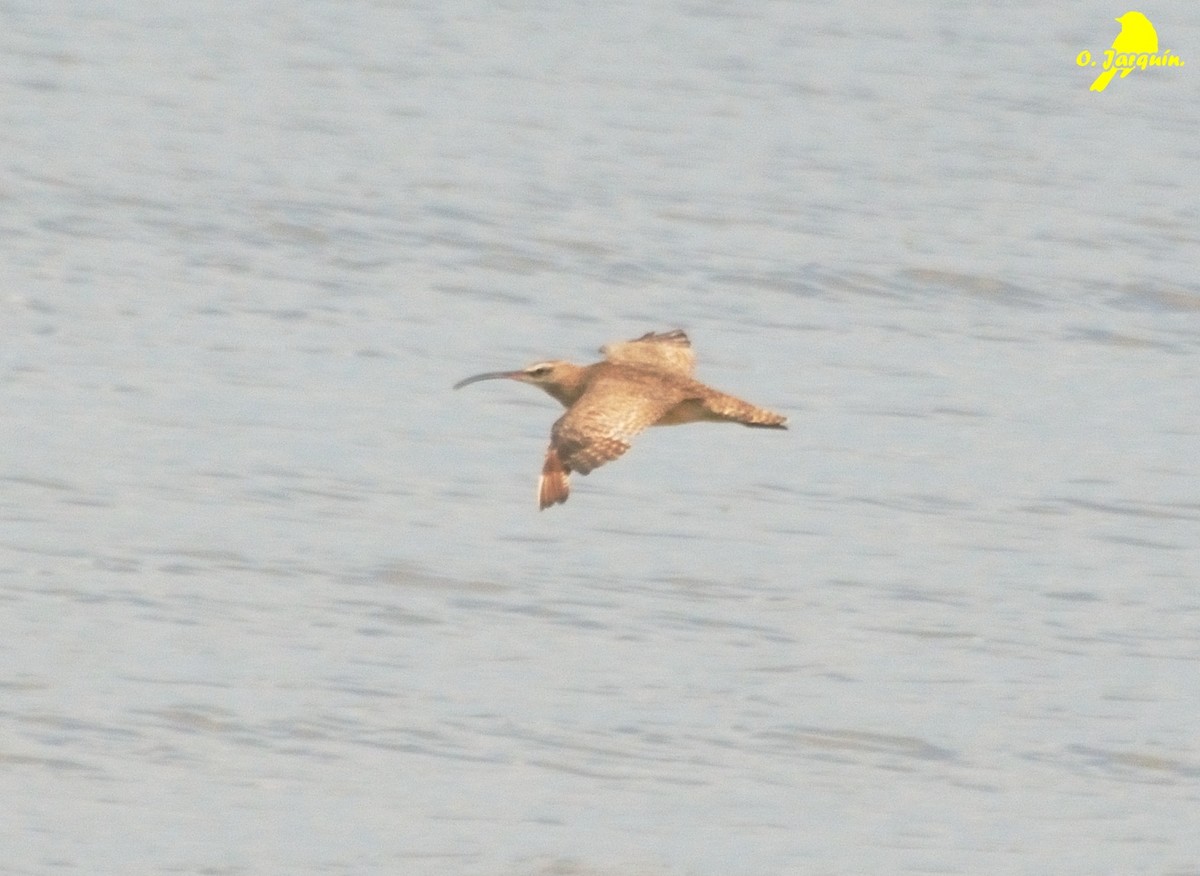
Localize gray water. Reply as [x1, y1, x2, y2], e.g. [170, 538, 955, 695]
[3, 2, 1199, 874]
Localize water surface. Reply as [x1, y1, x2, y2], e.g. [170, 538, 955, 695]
[2, 2, 1199, 874]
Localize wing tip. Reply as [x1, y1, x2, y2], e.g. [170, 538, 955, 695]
[538, 447, 570, 509]
[637, 329, 690, 346]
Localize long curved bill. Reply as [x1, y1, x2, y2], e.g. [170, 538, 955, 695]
[453, 370, 519, 390]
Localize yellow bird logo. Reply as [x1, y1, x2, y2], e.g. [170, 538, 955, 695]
[1090, 11, 1159, 91]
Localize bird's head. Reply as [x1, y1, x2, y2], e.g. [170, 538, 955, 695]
[454, 360, 587, 406]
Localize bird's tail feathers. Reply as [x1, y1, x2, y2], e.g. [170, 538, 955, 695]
[703, 394, 788, 429]
[1090, 69, 1118, 91]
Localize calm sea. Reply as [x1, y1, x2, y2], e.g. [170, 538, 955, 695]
[3, 2, 1198, 874]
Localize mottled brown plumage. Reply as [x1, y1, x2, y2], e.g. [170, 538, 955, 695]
[454, 330, 787, 508]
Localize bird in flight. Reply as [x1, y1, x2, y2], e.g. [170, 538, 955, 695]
[454, 330, 787, 508]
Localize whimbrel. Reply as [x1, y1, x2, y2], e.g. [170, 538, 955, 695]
[454, 330, 787, 509]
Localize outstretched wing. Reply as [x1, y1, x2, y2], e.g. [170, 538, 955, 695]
[549, 371, 685, 474]
[600, 329, 695, 377]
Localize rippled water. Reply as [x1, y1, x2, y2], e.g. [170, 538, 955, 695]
[3, 2, 1199, 874]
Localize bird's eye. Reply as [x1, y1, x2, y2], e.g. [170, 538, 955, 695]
[529, 366, 550, 376]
